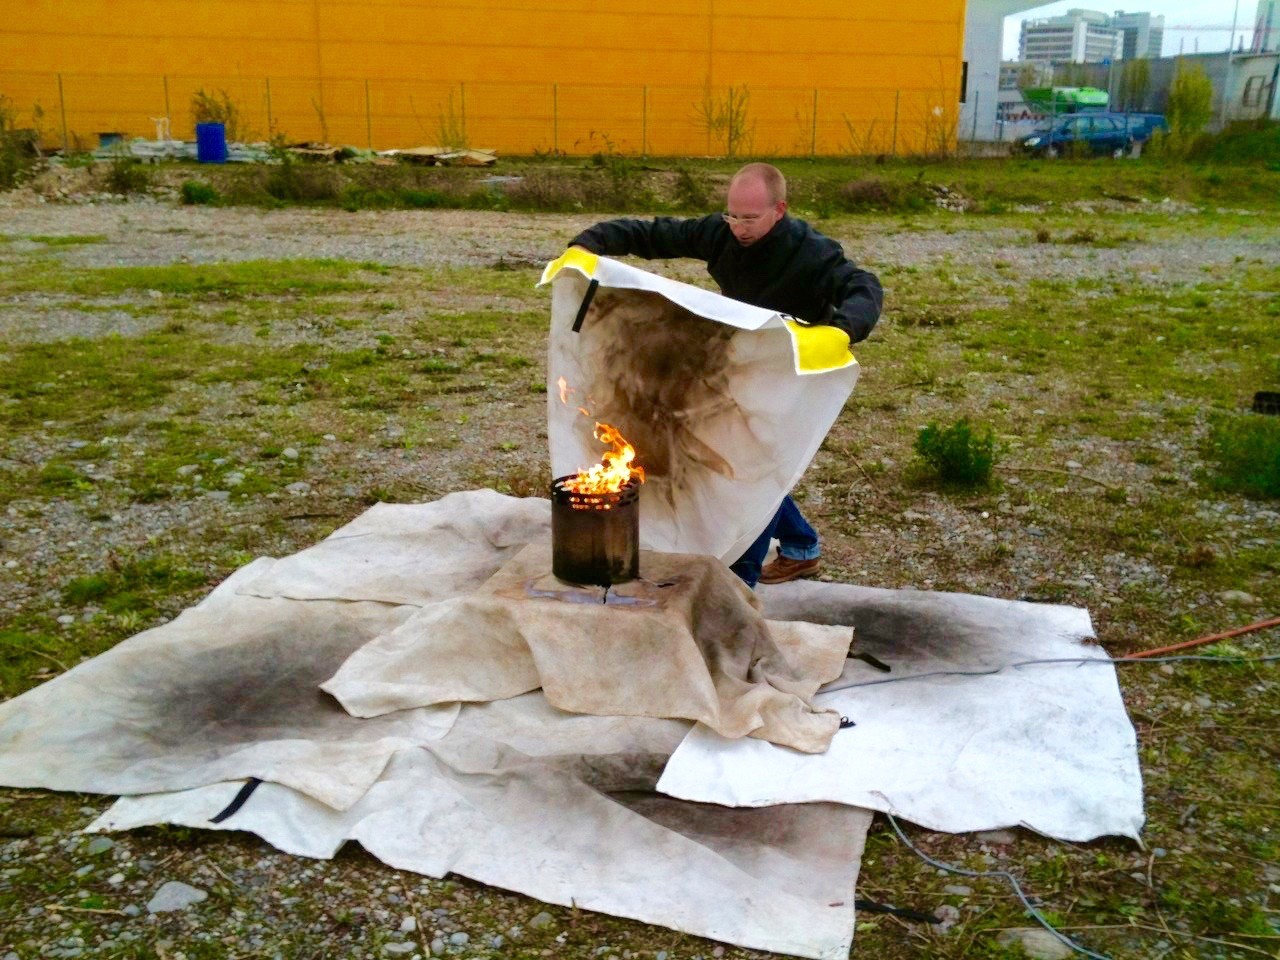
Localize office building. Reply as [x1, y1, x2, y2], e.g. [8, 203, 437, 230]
[1019, 9, 1123, 64]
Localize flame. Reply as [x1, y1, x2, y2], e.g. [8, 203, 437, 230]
[561, 422, 645, 494]
[555, 377, 644, 494]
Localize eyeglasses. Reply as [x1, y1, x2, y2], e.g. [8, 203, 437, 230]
[721, 212, 767, 226]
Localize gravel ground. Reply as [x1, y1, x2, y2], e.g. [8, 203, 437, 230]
[1, 184, 1277, 960]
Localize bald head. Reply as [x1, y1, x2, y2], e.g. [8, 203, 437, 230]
[724, 163, 787, 247]
[729, 163, 787, 204]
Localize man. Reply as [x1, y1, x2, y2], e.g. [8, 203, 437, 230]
[569, 162, 882, 587]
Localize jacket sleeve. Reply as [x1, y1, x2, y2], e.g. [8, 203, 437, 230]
[823, 260, 884, 344]
[569, 215, 721, 261]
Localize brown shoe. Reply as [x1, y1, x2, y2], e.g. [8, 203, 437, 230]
[759, 555, 822, 584]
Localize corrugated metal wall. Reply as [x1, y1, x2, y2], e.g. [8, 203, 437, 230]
[1, 0, 967, 155]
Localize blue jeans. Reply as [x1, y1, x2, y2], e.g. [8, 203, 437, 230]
[729, 495, 820, 589]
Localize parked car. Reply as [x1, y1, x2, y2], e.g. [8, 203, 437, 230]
[1020, 112, 1168, 158]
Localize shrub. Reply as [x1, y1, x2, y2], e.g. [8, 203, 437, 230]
[0, 94, 40, 190]
[913, 417, 998, 487]
[1167, 61, 1214, 139]
[180, 180, 219, 205]
[672, 167, 711, 211]
[1204, 414, 1280, 499]
[104, 156, 151, 194]
[191, 88, 245, 142]
[822, 176, 932, 213]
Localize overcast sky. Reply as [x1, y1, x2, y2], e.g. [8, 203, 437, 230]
[1002, 1, 1264, 59]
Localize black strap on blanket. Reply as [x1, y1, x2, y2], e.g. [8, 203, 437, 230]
[839, 716, 856, 729]
[571, 279, 600, 333]
[210, 777, 262, 824]
[848, 651, 892, 673]
[854, 898, 941, 924]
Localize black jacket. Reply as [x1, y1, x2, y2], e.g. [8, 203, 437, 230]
[569, 214, 883, 343]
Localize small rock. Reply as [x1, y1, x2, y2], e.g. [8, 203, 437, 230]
[942, 884, 972, 896]
[69, 440, 89, 449]
[529, 911, 555, 929]
[223, 471, 245, 486]
[206, 490, 231, 502]
[146, 880, 207, 914]
[122, 904, 141, 917]
[74, 864, 94, 877]
[147, 289, 163, 299]
[285, 481, 312, 495]
[323, 434, 337, 442]
[176, 464, 199, 476]
[85, 836, 114, 855]
[490, 935, 505, 948]
[976, 829, 1016, 845]
[712, 949, 725, 958]
[1064, 460, 1082, 470]
[382, 944, 416, 957]
[1218, 590, 1256, 604]
[931, 904, 961, 933]
[996, 927, 1074, 959]
[655, 952, 668, 960]
[3, 560, 16, 568]
[57, 614, 76, 624]
[108, 872, 125, 885]
[281, 447, 299, 460]
[430, 939, 445, 955]
[449, 932, 469, 946]
[400, 916, 416, 933]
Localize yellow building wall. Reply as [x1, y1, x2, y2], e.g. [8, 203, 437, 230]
[1, 0, 966, 155]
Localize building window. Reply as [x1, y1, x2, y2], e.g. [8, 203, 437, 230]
[1241, 75, 1268, 107]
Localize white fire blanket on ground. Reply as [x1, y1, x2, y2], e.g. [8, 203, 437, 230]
[658, 580, 1146, 842]
[90, 699, 873, 960]
[0, 559, 459, 810]
[323, 544, 852, 753]
[541, 250, 860, 565]
[0, 492, 1145, 958]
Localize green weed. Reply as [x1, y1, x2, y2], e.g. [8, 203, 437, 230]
[181, 180, 220, 205]
[913, 417, 998, 487]
[1203, 413, 1280, 498]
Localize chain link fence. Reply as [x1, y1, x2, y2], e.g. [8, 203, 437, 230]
[1, 72, 959, 157]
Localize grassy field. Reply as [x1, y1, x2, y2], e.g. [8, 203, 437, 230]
[0, 156, 1278, 959]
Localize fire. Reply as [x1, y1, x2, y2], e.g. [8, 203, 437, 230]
[556, 377, 644, 494]
[561, 421, 645, 494]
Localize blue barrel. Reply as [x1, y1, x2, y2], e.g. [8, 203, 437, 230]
[195, 122, 227, 163]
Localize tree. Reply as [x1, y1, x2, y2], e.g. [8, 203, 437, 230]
[1167, 60, 1214, 137]
[1118, 58, 1151, 111]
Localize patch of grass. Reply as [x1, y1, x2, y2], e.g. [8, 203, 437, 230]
[180, 180, 220, 205]
[913, 417, 998, 488]
[25, 234, 108, 246]
[0, 259, 379, 299]
[62, 555, 207, 614]
[1202, 413, 1280, 498]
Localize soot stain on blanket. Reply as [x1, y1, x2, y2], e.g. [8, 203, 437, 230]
[584, 291, 739, 505]
[137, 634, 356, 750]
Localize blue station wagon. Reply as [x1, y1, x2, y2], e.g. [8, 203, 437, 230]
[1021, 112, 1168, 158]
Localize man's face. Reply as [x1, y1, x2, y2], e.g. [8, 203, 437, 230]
[723, 176, 785, 247]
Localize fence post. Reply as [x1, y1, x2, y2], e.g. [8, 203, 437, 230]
[265, 78, 273, 136]
[891, 89, 900, 156]
[971, 89, 980, 143]
[552, 83, 558, 154]
[459, 82, 467, 144]
[56, 73, 69, 153]
[365, 79, 373, 148]
[642, 86, 648, 157]
[811, 88, 818, 156]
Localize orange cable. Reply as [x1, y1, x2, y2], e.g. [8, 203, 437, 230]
[1122, 616, 1280, 660]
